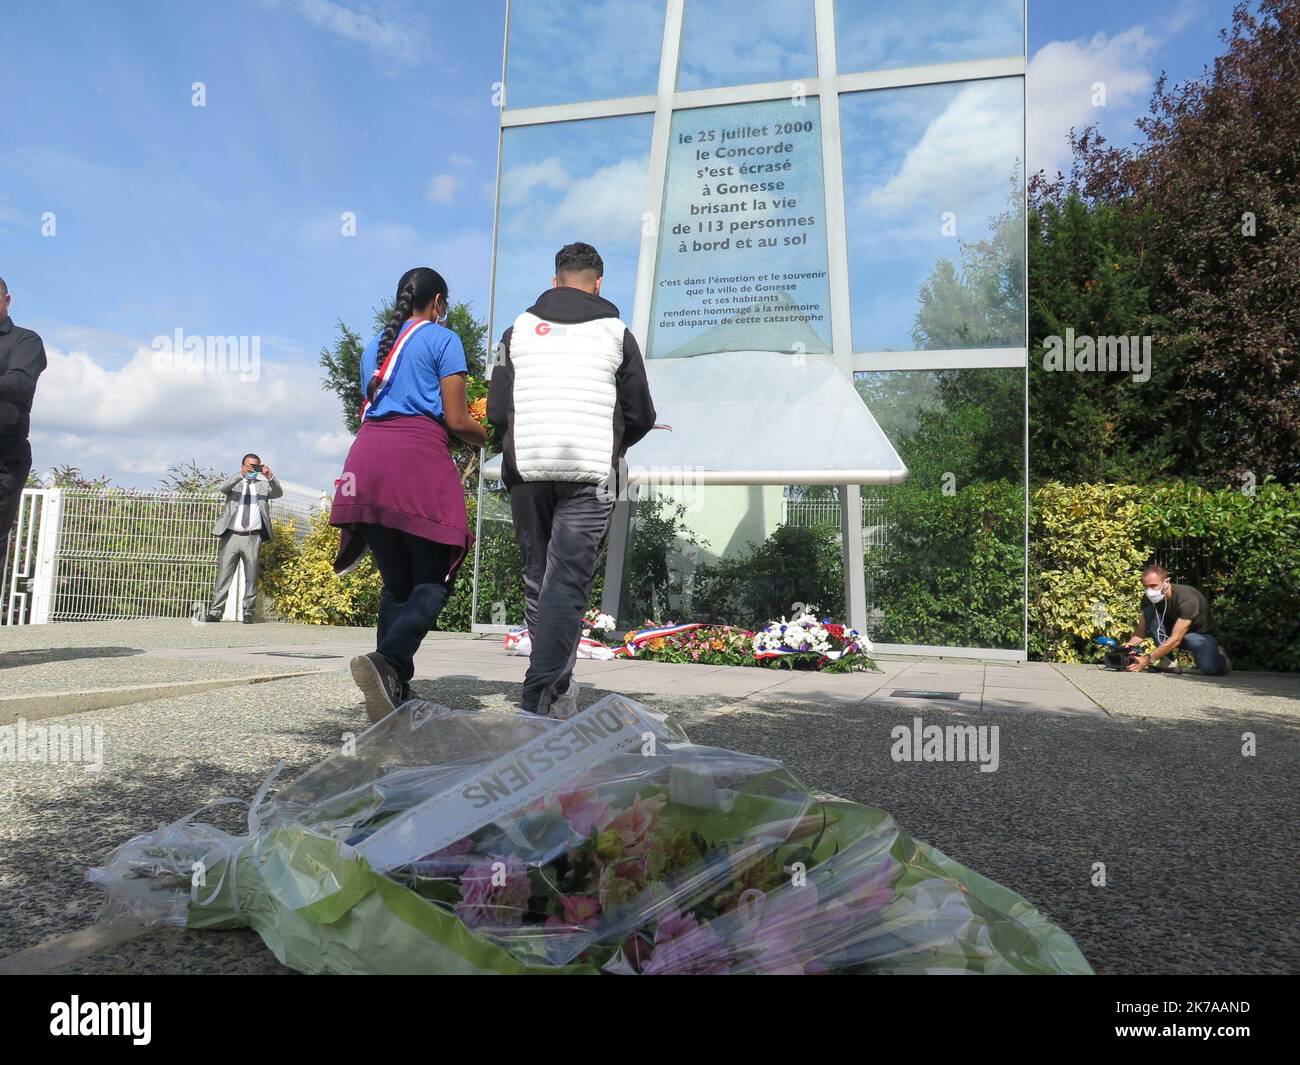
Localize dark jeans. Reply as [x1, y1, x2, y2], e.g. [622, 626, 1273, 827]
[1180, 631, 1228, 676]
[0, 437, 32, 579]
[510, 481, 615, 714]
[361, 524, 456, 685]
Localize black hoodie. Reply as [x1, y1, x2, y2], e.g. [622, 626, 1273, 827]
[0, 317, 46, 441]
[487, 287, 656, 488]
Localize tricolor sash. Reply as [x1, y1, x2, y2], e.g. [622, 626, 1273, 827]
[359, 318, 432, 420]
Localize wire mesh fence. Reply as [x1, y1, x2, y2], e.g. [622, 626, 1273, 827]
[780, 493, 892, 550]
[48, 490, 225, 621]
[1, 486, 328, 624]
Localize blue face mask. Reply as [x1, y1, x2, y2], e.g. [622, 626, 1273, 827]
[245, 470, 258, 481]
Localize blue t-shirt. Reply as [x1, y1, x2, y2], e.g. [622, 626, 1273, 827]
[360, 320, 467, 421]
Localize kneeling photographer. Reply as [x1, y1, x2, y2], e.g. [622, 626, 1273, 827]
[1122, 564, 1230, 676]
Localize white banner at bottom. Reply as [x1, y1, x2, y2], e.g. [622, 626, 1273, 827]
[350, 700, 646, 871]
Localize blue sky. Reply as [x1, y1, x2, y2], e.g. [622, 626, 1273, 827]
[0, 0, 1242, 488]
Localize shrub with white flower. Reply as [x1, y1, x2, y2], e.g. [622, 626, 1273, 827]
[583, 609, 617, 639]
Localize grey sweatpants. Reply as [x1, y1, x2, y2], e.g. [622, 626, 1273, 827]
[510, 481, 614, 714]
[210, 530, 263, 619]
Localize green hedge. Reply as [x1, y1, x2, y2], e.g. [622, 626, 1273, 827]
[868, 481, 1025, 650]
[263, 482, 1300, 672]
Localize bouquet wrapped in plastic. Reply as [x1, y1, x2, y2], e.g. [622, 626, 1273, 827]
[88, 695, 1092, 975]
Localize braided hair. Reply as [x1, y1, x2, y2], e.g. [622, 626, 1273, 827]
[369, 267, 448, 403]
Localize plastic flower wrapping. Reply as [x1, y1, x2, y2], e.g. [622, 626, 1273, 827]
[87, 695, 1092, 975]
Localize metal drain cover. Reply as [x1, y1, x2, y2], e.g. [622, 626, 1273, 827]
[890, 690, 961, 700]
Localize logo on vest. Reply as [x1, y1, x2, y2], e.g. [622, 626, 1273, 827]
[534, 321, 568, 336]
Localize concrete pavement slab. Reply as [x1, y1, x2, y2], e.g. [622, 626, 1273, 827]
[2, 659, 1297, 974]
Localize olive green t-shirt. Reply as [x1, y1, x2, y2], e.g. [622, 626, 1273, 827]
[1141, 583, 1213, 642]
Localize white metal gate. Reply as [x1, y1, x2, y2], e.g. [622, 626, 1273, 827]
[2, 488, 60, 624]
[0, 486, 326, 625]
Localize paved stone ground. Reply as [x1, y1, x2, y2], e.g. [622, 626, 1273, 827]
[1, 621, 1297, 975]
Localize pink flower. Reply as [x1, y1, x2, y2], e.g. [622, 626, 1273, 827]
[642, 907, 731, 975]
[597, 793, 667, 858]
[557, 788, 612, 837]
[544, 894, 602, 928]
[455, 855, 531, 928]
[732, 883, 823, 974]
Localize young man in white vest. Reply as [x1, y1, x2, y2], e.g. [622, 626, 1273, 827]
[488, 243, 656, 716]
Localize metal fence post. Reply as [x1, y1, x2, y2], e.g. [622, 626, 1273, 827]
[30, 488, 62, 624]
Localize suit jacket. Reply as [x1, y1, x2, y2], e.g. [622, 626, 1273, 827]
[213, 474, 283, 541]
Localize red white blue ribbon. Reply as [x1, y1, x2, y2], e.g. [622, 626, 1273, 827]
[615, 623, 705, 658]
[359, 319, 431, 420]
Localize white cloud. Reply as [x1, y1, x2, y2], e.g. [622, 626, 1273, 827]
[426, 173, 460, 205]
[502, 155, 648, 242]
[501, 158, 569, 206]
[1027, 26, 1160, 179]
[27, 334, 349, 491]
[546, 156, 649, 239]
[1166, 0, 1208, 34]
[292, 0, 420, 63]
[0, 195, 25, 228]
[862, 81, 1021, 217]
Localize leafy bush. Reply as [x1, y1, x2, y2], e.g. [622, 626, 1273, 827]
[259, 512, 382, 626]
[1028, 482, 1151, 661]
[1138, 481, 1300, 671]
[869, 482, 1025, 650]
[618, 496, 702, 625]
[691, 524, 844, 628]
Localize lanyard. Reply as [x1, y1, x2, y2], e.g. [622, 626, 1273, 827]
[360, 319, 431, 419]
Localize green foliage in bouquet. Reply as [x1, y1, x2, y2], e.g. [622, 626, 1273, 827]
[97, 697, 1092, 975]
[620, 624, 756, 667]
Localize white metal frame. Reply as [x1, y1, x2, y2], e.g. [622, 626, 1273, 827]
[473, 0, 1029, 656]
[2, 488, 60, 625]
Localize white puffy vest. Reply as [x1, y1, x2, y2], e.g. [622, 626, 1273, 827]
[508, 310, 626, 483]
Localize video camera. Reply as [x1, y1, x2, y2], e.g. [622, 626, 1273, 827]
[1093, 636, 1145, 671]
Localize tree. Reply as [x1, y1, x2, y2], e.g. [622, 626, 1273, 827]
[1026, 182, 1173, 483]
[319, 301, 488, 436]
[1063, 0, 1300, 484]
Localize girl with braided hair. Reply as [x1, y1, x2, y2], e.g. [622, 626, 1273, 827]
[330, 267, 487, 720]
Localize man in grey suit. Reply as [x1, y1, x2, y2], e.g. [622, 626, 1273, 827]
[205, 453, 282, 623]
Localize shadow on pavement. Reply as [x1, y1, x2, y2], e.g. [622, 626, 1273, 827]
[0, 646, 145, 670]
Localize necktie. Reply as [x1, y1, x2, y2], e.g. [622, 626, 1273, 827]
[240, 482, 253, 530]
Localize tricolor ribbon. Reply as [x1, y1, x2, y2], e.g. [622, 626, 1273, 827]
[359, 318, 432, 420]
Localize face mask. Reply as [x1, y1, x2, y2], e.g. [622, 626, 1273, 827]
[246, 470, 258, 480]
[1145, 586, 1164, 603]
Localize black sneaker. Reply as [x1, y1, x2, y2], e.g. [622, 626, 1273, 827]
[351, 652, 402, 723]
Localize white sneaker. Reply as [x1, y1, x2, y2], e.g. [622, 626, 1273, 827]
[550, 682, 580, 720]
